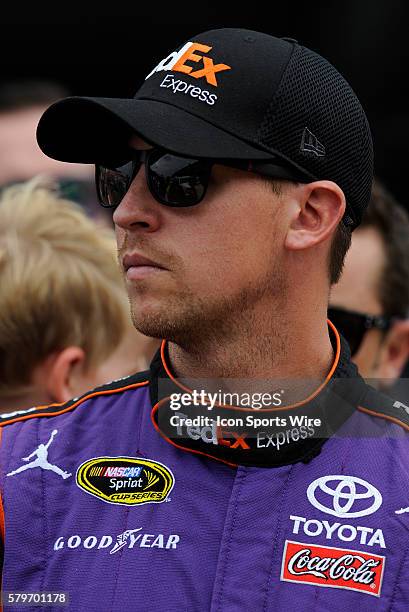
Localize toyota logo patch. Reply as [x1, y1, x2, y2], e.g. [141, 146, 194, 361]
[307, 475, 382, 518]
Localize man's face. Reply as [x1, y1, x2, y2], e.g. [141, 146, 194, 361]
[330, 227, 386, 377]
[113, 141, 288, 345]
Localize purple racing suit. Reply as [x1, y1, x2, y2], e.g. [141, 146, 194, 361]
[1, 328, 409, 611]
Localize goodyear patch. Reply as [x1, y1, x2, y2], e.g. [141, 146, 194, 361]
[76, 457, 174, 506]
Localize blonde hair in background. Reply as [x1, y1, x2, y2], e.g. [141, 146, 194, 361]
[0, 178, 129, 397]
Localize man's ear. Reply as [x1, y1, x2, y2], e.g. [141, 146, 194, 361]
[376, 320, 409, 384]
[285, 180, 346, 251]
[44, 347, 86, 404]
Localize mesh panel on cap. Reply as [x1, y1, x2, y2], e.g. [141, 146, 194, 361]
[256, 45, 373, 227]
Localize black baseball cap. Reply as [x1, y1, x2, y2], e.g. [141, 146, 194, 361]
[37, 28, 373, 229]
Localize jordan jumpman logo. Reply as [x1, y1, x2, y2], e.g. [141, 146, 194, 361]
[7, 429, 72, 480]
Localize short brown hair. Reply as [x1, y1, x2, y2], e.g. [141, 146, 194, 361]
[329, 221, 352, 285]
[0, 179, 129, 396]
[0, 80, 68, 112]
[359, 181, 409, 318]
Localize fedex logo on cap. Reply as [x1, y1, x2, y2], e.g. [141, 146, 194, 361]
[146, 41, 232, 87]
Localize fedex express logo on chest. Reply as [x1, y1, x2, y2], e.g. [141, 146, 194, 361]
[145, 41, 232, 106]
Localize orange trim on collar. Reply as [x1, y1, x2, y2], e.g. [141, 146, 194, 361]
[159, 319, 341, 412]
[357, 405, 409, 432]
[0, 380, 149, 428]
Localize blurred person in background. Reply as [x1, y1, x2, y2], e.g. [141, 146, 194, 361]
[0, 81, 109, 223]
[0, 179, 159, 413]
[330, 180, 409, 392]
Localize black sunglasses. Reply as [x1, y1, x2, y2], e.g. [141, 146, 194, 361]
[328, 306, 393, 356]
[95, 148, 310, 209]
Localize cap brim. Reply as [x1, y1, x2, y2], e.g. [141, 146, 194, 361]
[37, 96, 278, 165]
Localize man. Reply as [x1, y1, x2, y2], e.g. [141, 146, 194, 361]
[330, 181, 409, 388]
[0, 80, 93, 186]
[0, 179, 158, 412]
[1, 29, 409, 610]
[0, 80, 109, 223]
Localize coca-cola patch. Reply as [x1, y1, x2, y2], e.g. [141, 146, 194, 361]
[280, 540, 385, 597]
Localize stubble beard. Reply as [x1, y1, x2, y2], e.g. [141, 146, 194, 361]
[128, 261, 288, 352]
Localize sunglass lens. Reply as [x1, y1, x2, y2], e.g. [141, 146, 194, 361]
[96, 160, 139, 208]
[147, 150, 211, 207]
[328, 308, 366, 356]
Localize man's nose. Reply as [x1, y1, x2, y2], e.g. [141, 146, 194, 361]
[112, 166, 161, 232]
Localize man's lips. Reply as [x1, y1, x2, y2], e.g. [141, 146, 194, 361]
[122, 253, 168, 280]
[122, 253, 166, 271]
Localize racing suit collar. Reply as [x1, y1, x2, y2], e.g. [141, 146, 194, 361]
[149, 321, 369, 468]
